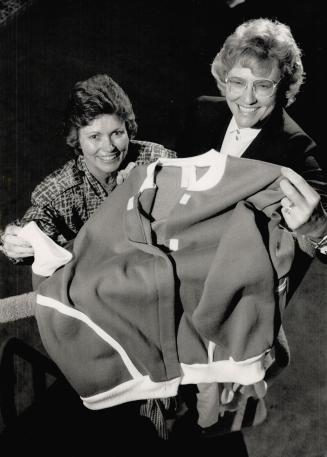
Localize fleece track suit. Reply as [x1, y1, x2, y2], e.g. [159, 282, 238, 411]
[35, 150, 295, 411]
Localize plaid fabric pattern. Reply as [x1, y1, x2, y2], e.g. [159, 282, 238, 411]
[140, 398, 173, 440]
[20, 140, 176, 245]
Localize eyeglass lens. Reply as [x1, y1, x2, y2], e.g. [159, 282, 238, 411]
[226, 77, 275, 98]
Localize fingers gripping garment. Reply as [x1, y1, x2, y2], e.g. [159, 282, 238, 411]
[19, 221, 72, 276]
[35, 150, 295, 410]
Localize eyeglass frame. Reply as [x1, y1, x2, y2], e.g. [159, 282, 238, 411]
[224, 76, 281, 98]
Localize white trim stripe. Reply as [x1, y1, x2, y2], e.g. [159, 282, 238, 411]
[138, 149, 227, 192]
[207, 340, 216, 363]
[139, 161, 158, 192]
[81, 350, 268, 409]
[127, 196, 134, 210]
[36, 294, 142, 379]
[20, 221, 72, 277]
[81, 375, 180, 410]
[180, 351, 267, 386]
[169, 239, 179, 251]
[179, 193, 191, 205]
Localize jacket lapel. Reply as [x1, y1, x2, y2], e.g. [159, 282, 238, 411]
[241, 106, 285, 164]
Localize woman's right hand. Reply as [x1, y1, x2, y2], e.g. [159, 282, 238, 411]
[116, 162, 136, 185]
[0, 224, 35, 259]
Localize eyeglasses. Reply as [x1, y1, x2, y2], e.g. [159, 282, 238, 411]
[225, 76, 280, 98]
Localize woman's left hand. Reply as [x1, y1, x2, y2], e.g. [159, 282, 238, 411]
[280, 167, 327, 239]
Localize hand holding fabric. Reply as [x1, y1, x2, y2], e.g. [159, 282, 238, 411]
[280, 167, 327, 241]
[0, 223, 34, 259]
[116, 162, 136, 185]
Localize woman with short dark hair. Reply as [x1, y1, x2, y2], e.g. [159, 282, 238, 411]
[64, 73, 138, 152]
[0, 73, 176, 260]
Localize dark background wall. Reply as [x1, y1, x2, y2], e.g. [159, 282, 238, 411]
[0, 1, 326, 455]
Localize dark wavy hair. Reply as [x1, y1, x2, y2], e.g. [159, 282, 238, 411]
[211, 18, 305, 107]
[63, 74, 138, 154]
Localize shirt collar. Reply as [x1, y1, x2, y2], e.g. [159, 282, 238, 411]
[76, 154, 90, 175]
[227, 116, 261, 140]
[76, 155, 116, 195]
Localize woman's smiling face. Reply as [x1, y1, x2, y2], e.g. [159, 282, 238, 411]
[78, 114, 129, 181]
[225, 62, 281, 129]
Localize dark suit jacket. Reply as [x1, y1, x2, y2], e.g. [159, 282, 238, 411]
[176, 96, 327, 209]
[176, 95, 327, 295]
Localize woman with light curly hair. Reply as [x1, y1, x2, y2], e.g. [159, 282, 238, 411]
[211, 17, 304, 108]
[178, 18, 327, 257]
[172, 17, 327, 454]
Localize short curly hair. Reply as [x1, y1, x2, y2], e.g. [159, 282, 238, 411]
[211, 18, 305, 107]
[63, 74, 138, 154]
